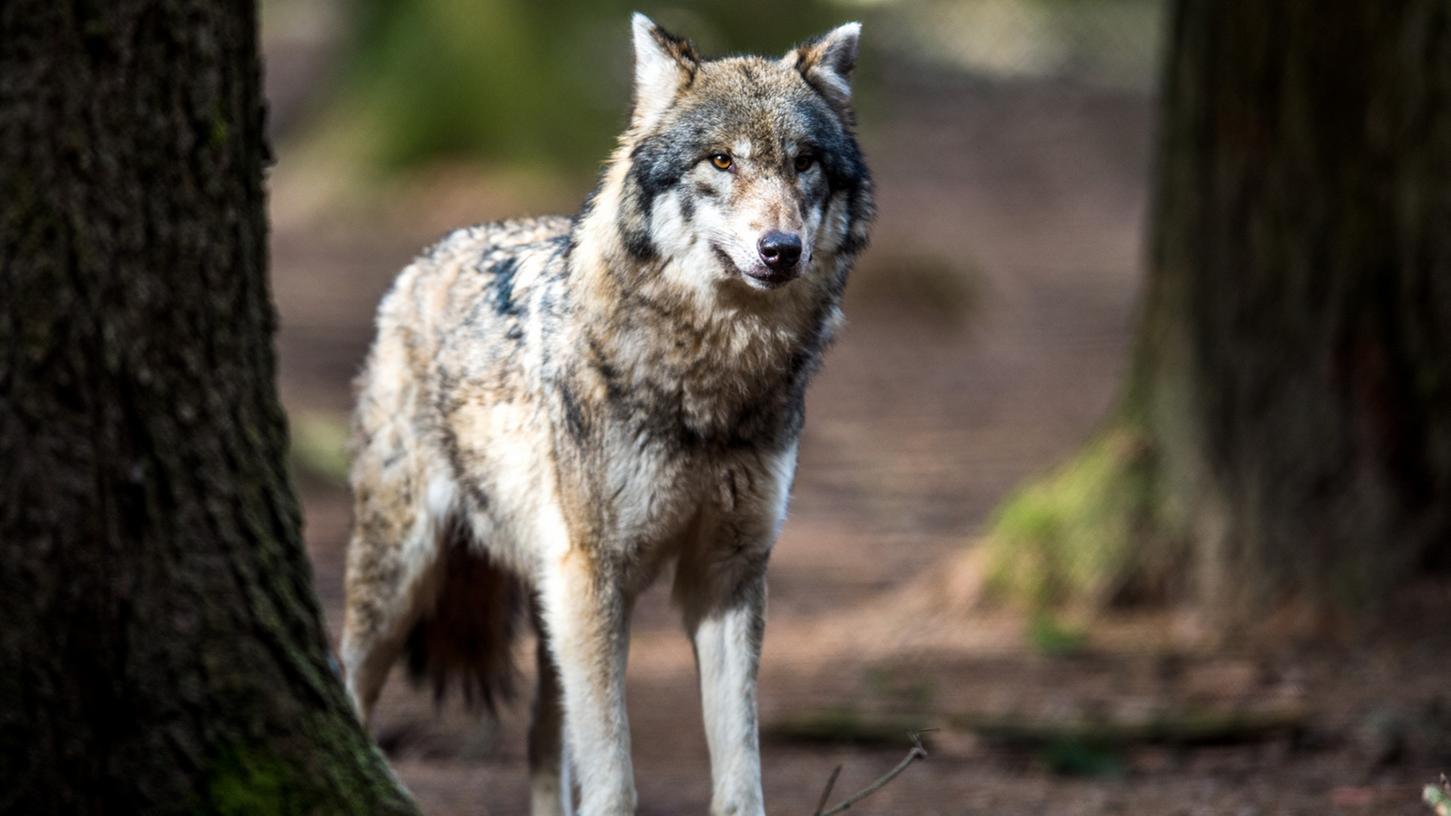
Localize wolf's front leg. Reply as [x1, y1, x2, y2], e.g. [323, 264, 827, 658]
[540, 549, 636, 815]
[683, 565, 768, 816]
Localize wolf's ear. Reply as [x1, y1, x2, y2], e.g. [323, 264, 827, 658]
[785, 22, 861, 111]
[631, 13, 698, 129]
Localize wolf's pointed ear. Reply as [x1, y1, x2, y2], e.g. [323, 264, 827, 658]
[631, 13, 698, 129]
[785, 22, 861, 111]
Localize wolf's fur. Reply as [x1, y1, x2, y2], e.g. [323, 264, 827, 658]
[341, 14, 873, 815]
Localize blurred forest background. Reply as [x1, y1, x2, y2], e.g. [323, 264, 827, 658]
[255, 1, 1448, 813]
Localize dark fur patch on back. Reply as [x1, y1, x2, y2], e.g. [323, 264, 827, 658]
[487, 256, 521, 317]
[405, 519, 526, 713]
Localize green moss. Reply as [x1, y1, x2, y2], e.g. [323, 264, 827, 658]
[985, 426, 1174, 609]
[211, 117, 229, 148]
[208, 747, 296, 815]
[204, 714, 416, 815]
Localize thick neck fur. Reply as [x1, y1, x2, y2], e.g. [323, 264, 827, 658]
[560, 149, 845, 451]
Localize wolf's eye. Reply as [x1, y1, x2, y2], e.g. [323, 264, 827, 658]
[709, 153, 733, 171]
[794, 153, 816, 172]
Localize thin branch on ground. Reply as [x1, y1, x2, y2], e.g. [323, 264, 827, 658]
[812, 765, 842, 815]
[811, 730, 933, 816]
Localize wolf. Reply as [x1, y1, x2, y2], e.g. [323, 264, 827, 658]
[340, 13, 873, 815]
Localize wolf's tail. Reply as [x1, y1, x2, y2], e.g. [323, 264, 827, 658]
[404, 517, 526, 712]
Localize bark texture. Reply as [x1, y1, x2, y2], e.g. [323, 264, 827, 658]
[0, 2, 415, 812]
[989, 1, 1451, 620]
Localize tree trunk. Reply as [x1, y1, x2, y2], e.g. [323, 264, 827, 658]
[0, 2, 416, 812]
[987, 1, 1451, 622]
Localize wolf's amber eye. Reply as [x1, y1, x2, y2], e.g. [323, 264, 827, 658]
[709, 153, 733, 171]
[794, 154, 816, 172]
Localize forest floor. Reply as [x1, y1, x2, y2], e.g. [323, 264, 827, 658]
[267, 47, 1451, 816]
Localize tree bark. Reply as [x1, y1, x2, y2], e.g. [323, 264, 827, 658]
[0, 2, 416, 812]
[987, 0, 1451, 622]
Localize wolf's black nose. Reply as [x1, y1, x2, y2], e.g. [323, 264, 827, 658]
[758, 231, 803, 271]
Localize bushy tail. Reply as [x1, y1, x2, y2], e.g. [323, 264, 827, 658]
[405, 518, 526, 713]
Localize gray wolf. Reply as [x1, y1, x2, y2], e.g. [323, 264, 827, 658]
[340, 13, 873, 815]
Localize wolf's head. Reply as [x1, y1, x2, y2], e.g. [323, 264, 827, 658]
[584, 14, 873, 304]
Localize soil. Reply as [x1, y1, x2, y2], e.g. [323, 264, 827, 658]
[267, 46, 1451, 816]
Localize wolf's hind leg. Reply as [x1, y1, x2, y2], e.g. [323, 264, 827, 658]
[340, 460, 448, 725]
[529, 607, 571, 816]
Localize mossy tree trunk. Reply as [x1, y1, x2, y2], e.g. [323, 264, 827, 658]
[989, 1, 1451, 622]
[0, 2, 416, 812]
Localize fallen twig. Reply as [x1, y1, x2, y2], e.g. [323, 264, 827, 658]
[812, 765, 842, 816]
[811, 730, 932, 816]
